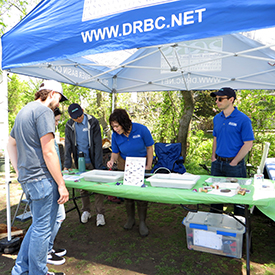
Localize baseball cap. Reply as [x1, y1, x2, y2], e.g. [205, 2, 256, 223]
[210, 87, 236, 100]
[39, 80, 68, 102]
[68, 103, 83, 119]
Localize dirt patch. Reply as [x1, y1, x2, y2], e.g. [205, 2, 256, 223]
[1, 176, 275, 275]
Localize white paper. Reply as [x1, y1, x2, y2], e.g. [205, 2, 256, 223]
[208, 189, 237, 197]
[63, 175, 83, 181]
[123, 157, 146, 186]
[193, 229, 222, 250]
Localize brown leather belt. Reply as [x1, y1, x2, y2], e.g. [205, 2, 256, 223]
[215, 154, 235, 162]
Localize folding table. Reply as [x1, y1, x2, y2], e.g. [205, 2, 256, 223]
[65, 173, 275, 275]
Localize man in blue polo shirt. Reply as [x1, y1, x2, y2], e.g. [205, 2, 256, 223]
[210, 87, 254, 215]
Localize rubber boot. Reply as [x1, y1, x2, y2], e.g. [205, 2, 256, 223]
[137, 200, 149, 237]
[124, 199, 135, 230]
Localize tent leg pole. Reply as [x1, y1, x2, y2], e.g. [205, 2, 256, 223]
[112, 92, 115, 111]
[6, 180, 12, 241]
[245, 205, 250, 275]
[2, 71, 12, 241]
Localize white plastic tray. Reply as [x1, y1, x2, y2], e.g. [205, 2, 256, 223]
[82, 170, 124, 183]
[147, 173, 200, 189]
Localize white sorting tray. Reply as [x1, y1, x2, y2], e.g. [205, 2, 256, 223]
[147, 173, 200, 189]
[82, 170, 124, 183]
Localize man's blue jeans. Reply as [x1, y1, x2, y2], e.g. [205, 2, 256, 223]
[12, 178, 59, 275]
[211, 158, 247, 215]
[211, 158, 247, 178]
[48, 204, 66, 253]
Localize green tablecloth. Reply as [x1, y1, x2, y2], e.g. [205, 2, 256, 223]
[65, 174, 275, 221]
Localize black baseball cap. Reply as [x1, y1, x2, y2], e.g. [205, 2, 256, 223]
[210, 87, 236, 100]
[68, 103, 83, 119]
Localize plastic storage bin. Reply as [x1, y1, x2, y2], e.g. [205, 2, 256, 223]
[146, 173, 200, 189]
[81, 170, 124, 183]
[182, 211, 245, 258]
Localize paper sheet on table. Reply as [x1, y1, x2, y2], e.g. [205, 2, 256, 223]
[193, 229, 222, 249]
[208, 189, 237, 197]
[205, 177, 252, 185]
[63, 175, 84, 181]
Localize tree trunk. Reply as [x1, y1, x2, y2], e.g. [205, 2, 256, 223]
[97, 91, 110, 139]
[177, 90, 194, 160]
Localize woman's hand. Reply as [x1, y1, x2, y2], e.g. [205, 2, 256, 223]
[107, 160, 114, 169]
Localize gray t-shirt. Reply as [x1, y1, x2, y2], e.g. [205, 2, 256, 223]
[10, 101, 55, 184]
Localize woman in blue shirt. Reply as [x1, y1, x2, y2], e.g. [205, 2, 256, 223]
[107, 109, 154, 237]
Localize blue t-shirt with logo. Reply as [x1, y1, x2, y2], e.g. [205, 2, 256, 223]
[111, 122, 154, 160]
[75, 114, 91, 164]
[213, 107, 254, 158]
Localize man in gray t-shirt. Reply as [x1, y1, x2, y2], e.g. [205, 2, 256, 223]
[7, 80, 69, 275]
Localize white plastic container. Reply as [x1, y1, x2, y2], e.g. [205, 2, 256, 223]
[82, 170, 124, 183]
[182, 211, 245, 258]
[147, 173, 200, 189]
[254, 166, 264, 190]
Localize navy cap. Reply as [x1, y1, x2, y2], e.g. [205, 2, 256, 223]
[68, 103, 83, 119]
[210, 87, 236, 100]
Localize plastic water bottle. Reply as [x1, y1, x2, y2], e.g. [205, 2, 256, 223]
[78, 151, 86, 173]
[254, 166, 263, 189]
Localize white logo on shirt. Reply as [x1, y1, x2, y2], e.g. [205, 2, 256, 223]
[133, 135, 141, 138]
[228, 122, 237, 127]
[83, 128, 89, 132]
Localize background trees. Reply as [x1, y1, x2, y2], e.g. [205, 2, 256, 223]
[6, 74, 275, 174]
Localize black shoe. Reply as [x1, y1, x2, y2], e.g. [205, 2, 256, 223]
[47, 252, 65, 265]
[52, 248, 67, 257]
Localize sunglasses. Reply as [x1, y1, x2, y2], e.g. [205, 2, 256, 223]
[215, 96, 229, 102]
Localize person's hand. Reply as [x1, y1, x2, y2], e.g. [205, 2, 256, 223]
[63, 167, 72, 171]
[229, 160, 238, 167]
[57, 185, 69, 204]
[107, 160, 114, 169]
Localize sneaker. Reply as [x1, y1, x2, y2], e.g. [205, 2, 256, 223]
[47, 272, 66, 275]
[81, 211, 91, 223]
[52, 248, 67, 257]
[96, 214, 105, 226]
[47, 252, 65, 265]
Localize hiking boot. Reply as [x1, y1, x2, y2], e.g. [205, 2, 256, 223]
[96, 214, 105, 226]
[81, 211, 91, 223]
[47, 252, 65, 265]
[124, 199, 135, 230]
[52, 248, 67, 257]
[137, 201, 149, 237]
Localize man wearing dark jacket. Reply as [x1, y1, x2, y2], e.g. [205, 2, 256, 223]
[64, 103, 105, 226]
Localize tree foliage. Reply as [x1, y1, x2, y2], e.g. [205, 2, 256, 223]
[0, 0, 31, 35]
[6, 74, 275, 174]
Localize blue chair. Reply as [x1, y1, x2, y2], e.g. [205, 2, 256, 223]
[151, 143, 186, 174]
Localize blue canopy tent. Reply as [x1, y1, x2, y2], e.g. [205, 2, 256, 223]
[2, 0, 275, 70]
[1, 0, 275, 264]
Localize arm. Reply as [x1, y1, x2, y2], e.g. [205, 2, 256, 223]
[211, 136, 217, 162]
[7, 136, 19, 176]
[92, 119, 103, 169]
[230, 140, 253, 166]
[41, 133, 69, 204]
[107, 152, 120, 169]
[64, 123, 72, 170]
[145, 145, 154, 170]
